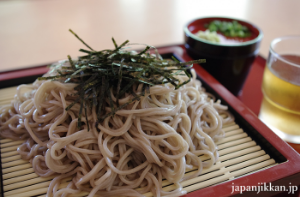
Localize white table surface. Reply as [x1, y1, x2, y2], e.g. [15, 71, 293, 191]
[1, 0, 300, 72]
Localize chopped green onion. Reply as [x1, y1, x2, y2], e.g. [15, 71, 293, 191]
[205, 20, 252, 38]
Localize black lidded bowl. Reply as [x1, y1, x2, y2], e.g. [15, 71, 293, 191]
[184, 17, 263, 96]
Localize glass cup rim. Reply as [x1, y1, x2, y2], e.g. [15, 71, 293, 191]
[270, 35, 300, 69]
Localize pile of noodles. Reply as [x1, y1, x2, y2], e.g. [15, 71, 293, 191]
[0, 61, 233, 197]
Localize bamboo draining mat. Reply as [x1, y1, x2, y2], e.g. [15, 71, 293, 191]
[0, 86, 278, 197]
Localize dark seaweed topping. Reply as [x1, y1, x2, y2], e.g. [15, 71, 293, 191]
[39, 29, 206, 129]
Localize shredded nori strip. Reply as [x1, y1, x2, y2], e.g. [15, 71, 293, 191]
[39, 29, 206, 130]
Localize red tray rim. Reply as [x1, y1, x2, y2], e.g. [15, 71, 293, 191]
[1, 44, 300, 197]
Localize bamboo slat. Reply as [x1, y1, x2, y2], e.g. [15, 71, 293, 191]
[0, 86, 278, 197]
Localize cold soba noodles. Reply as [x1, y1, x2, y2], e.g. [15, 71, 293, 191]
[0, 32, 233, 197]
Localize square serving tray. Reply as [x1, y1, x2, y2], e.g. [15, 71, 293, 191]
[0, 44, 300, 197]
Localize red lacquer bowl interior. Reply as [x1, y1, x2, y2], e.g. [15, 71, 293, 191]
[187, 17, 260, 43]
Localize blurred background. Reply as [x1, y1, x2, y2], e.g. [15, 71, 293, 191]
[0, 0, 299, 72]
